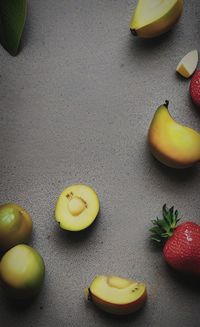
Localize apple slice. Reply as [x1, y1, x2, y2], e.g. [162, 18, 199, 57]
[55, 184, 99, 231]
[85, 275, 147, 315]
[176, 50, 198, 79]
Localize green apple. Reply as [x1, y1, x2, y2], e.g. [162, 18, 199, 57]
[85, 275, 147, 315]
[55, 184, 100, 231]
[0, 203, 32, 251]
[0, 244, 45, 300]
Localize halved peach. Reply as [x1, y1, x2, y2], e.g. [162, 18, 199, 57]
[85, 275, 147, 315]
[55, 184, 99, 231]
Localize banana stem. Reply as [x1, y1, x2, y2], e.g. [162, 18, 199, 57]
[130, 29, 137, 36]
[164, 100, 169, 108]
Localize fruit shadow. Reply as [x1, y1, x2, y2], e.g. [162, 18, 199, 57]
[127, 28, 177, 58]
[148, 238, 163, 254]
[0, 279, 47, 314]
[165, 264, 200, 293]
[0, 293, 41, 313]
[18, 4, 32, 55]
[53, 211, 101, 247]
[0, 249, 4, 259]
[175, 72, 190, 84]
[145, 142, 199, 184]
[188, 95, 200, 123]
[89, 304, 148, 325]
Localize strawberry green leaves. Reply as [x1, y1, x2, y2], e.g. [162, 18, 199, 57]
[150, 205, 180, 243]
[0, 0, 27, 56]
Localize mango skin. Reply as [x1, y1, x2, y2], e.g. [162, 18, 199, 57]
[0, 244, 45, 300]
[130, 0, 183, 38]
[88, 288, 147, 315]
[148, 103, 200, 168]
[0, 203, 32, 251]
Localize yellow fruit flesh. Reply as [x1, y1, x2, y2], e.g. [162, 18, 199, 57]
[177, 64, 191, 79]
[132, 0, 177, 28]
[55, 184, 99, 231]
[90, 276, 146, 305]
[148, 105, 200, 168]
[130, 0, 183, 38]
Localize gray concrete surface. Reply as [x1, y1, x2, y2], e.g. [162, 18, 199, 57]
[0, 0, 200, 326]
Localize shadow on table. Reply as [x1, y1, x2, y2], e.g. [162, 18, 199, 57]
[165, 264, 200, 293]
[87, 302, 148, 325]
[175, 71, 191, 83]
[126, 27, 178, 61]
[52, 210, 101, 246]
[146, 143, 199, 184]
[188, 95, 200, 121]
[0, 292, 41, 313]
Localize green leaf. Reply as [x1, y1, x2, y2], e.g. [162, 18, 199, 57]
[150, 204, 181, 244]
[149, 226, 162, 235]
[0, 0, 27, 56]
[151, 236, 161, 243]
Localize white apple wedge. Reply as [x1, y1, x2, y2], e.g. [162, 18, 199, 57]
[176, 50, 198, 78]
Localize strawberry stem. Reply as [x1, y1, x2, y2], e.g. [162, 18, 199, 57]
[150, 204, 180, 243]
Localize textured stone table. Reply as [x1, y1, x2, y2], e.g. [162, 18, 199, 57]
[0, 1, 200, 326]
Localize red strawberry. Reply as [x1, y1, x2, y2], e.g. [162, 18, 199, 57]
[190, 69, 200, 107]
[150, 205, 200, 276]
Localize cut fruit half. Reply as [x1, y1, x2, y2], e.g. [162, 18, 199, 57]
[85, 275, 147, 315]
[176, 50, 198, 78]
[55, 184, 100, 231]
[130, 0, 183, 38]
